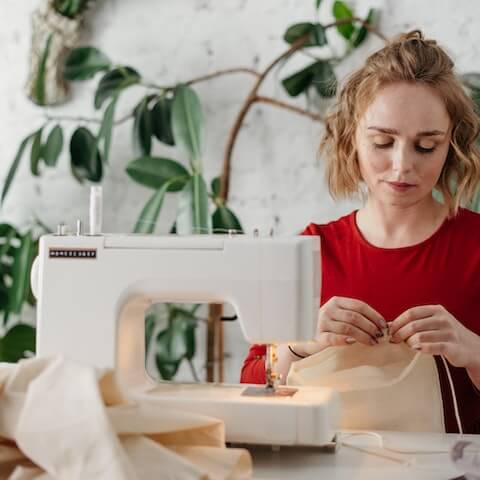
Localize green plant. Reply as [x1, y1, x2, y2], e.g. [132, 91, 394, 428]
[0, 224, 37, 362]
[54, 0, 96, 18]
[1, 0, 385, 378]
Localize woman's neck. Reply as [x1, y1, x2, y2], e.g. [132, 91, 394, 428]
[356, 196, 449, 248]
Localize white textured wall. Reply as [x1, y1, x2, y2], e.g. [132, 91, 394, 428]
[2, 0, 480, 382]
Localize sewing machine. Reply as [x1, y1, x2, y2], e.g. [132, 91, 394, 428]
[30, 188, 339, 446]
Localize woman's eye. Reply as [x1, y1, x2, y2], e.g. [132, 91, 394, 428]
[415, 145, 436, 154]
[373, 143, 393, 149]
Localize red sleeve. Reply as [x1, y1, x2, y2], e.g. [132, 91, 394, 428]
[240, 344, 266, 384]
[300, 223, 319, 236]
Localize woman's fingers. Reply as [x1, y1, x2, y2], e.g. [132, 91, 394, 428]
[404, 329, 452, 348]
[317, 296, 386, 347]
[333, 297, 386, 331]
[333, 308, 382, 339]
[319, 332, 358, 347]
[324, 318, 377, 346]
[389, 317, 442, 343]
[389, 305, 438, 337]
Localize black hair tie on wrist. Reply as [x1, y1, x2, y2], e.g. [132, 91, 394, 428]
[288, 345, 306, 359]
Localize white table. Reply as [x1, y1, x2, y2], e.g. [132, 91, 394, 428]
[247, 431, 479, 479]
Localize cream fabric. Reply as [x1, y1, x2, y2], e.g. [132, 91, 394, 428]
[287, 334, 445, 433]
[0, 356, 252, 480]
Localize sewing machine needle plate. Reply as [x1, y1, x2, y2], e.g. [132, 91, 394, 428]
[242, 386, 298, 397]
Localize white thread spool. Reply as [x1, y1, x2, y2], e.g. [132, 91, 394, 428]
[89, 186, 103, 235]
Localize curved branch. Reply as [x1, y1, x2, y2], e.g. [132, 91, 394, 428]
[219, 18, 386, 202]
[186, 68, 261, 85]
[254, 95, 324, 122]
[219, 35, 310, 201]
[142, 68, 261, 91]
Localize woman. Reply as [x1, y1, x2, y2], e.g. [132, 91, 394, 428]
[240, 31, 480, 433]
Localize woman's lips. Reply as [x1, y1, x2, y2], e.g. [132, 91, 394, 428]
[385, 181, 416, 192]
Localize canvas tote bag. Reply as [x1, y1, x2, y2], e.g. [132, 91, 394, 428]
[287, 332, 460, 433]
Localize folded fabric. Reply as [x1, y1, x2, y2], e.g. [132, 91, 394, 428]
[0, 356, 252, 480]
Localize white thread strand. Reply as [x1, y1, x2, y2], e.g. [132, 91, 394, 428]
[441, 355, 464, 435]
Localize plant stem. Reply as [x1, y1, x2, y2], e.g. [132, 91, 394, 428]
[218, 17, 386, 202]
[44, 111, 132, 126]
[219, 35, 310, 201]
[186, 68, 261, 85]
[255, 96, 324, 122]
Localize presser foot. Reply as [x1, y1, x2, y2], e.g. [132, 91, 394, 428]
[241, 385, 298, 397]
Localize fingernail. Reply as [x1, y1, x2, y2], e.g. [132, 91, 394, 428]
[345, 337, 356, 344]
[370, 338, 377, 346]
[389, 337, 398, 344]
[380, 319, 387, 328]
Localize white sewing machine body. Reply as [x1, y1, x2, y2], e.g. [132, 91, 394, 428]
[31, 231, 339, 446]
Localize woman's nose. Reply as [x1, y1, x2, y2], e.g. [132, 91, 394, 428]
[391, 144, 414, 173]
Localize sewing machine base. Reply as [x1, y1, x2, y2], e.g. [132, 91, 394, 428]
[128, 381, 339, 447]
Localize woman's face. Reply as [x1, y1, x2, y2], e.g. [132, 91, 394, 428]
[354, 82, 451, 208]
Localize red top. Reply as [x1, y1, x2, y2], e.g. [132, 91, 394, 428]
[240, 208, 480, 433]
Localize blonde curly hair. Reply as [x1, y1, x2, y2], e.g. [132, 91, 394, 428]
[320, 30, 480, 216]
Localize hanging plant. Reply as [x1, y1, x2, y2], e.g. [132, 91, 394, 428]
[25, 0, 97, 105]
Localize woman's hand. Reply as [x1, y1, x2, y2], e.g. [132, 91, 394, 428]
[389, 305, 480, 370]
[313, 296, 386, 349]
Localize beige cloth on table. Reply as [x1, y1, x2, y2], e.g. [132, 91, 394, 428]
[0, 356, 252, 480]
[287, 332, 446, 433]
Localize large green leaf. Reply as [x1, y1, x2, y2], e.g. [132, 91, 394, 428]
[0, 324, 36, 362]
[134, 181, 171, 234]
[332, 1, 355, 40]
[176, 174, 210, 235]
[98, 96, 117, 164]
[8, 231, 36, 314]
[64, 46, 111, 81]
[1, 133, 35, 205]
[283, 63, 316, 97]
[211, 176, 221, 198]
[54, 0, 92, 18]
[350, 8, 377, 48]
[212, 205, 243, 234]
[94, 67, 140, 109]
[284, 22, 327, 47]
[312, 61, 337, 97]
[30, 128, 43, 177]
[171, 86, 203, 168]
[151, 97, 175, 146]
[132, 97, 152, 157]
[282, 61, 335, 97]
[154, 308, 197, 380]
[0, 224, 19, 317]
[70, 127, 102, 183]
[42, 125, 63, 167]
[126, 156, 189, 191]
[33, 33, 53, 106]
[145, 312, 155, 354]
